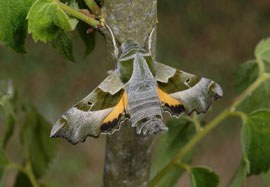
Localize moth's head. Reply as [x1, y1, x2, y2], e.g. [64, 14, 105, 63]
[120, 40, 142, 55]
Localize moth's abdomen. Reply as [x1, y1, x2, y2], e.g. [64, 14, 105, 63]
[129, 96, 168, 135]
[128, 94, 160, 123]
[126, 80, 168, 135]
[124, 53, 168, 135]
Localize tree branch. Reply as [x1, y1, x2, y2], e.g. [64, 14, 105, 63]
[102, 1, 157, 186]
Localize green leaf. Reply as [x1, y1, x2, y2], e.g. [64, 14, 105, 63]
[0, 81, 16, 149]
[27, 0, 57, 42]
[190, 167, 219, 187]
[150, 118, 195, 187]
[235, 61, 270, 113]
[14, 172, 32, 187]
[255, 37, 270, 63]
[262, 168, 270, 186]
[1, 115, 15, 149]
[27, 0, 78, 42]
[77, 21, 96, 57]
[0, 154, 8, 186]
[242, 110, 270, 175]
[235, 60, 258, 94]
[52, 30, 75, 62]
[0, 148, 9, 187]
[239, 80, 270, 113]
[228, 157, 250, 187]
[21, 105, 57, 178]
[0, 95, 8, 107]
[235, 38, 270, 113]
[0, 0, 35, 53]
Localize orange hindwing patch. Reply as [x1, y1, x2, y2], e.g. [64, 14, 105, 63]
[157, 87, 185, 115]
[100, 92, 128, 132]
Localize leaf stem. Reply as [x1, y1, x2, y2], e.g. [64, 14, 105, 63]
[183, 114, 201, 132]
[229, 111, 248, 124]
[7, 162, 40, 187]
[231, 73, 270, 110]
[149, 109, 230, 187]
[7, 163, 25, 172]
[25, 162, 40, 187]
[175, 162, 192, 173]
[84, 0, 100, 15]
[149, 72, 270, 187]
[257, 57, 265, 76]
[57, 1, 102, 28]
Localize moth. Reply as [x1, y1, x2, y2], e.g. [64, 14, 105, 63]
[50, 25, 223, 144]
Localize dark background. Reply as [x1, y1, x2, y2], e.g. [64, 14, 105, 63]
[1, 0, 270, 186]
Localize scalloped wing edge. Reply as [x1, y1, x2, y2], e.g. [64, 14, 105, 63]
[170, 78, 223, 115]
[155, 62, 223, 117]
[50, 107, 112, 144]
[50, 71, 126, 144]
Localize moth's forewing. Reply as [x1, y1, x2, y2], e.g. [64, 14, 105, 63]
[155, 62, 223, 116]
[50, 71, 127, 144]
[51, 39, 223, 143]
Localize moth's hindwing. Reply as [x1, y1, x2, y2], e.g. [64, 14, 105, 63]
[157, 87, 185, 115]
[100, 92, 128, 132]
[50, 71, 128, 144]
[155, 62, 223, 116]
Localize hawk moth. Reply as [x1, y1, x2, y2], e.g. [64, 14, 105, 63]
[50, 26, 223, 144]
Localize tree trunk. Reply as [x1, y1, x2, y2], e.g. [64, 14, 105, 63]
[102, 1, 157, 186]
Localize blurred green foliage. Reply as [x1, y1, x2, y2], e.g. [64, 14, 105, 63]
[151, 119, 195, 187]
[190, 167, 219, 187]
[0, 81, 58, 187]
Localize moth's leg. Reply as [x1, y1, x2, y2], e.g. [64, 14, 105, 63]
[105, 23, 119, 58]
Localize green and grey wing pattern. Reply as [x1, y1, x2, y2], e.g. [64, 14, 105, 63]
[50, 71, 126, 144]
[155, 62, 223, 116]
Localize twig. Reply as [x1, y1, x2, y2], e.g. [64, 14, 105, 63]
[175, 162, 191, 173]
[57, 1, 102, 28]
[149, 109, 230, 187]
[84, 0, 100, 15]
[231, 73, 270, 110]
[7, 163, 40, 187]
[149, 72, 270, 187]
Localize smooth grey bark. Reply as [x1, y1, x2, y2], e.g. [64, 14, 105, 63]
[102, 1, 157, 186]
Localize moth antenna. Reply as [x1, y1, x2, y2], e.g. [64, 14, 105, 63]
[147, 26, 156, 53]
[105, 24, 119, 58]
